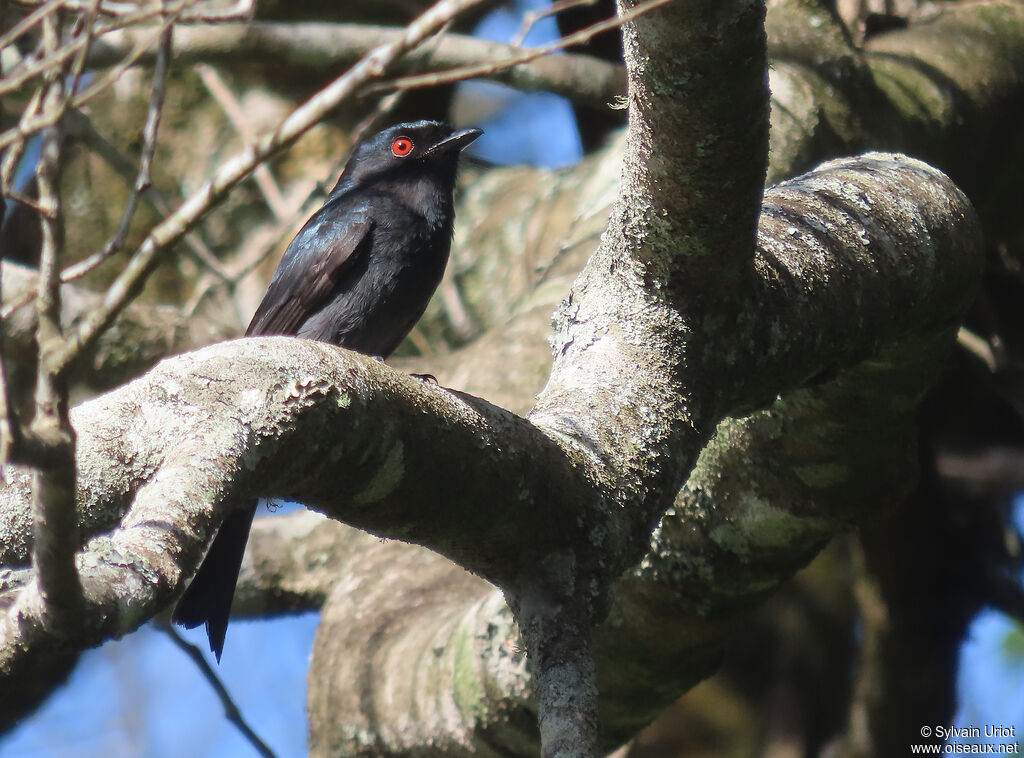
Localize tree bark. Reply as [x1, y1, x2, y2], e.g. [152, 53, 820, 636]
[2, 0, 1019, 752]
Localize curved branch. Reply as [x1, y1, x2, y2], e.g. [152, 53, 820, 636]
[0, 338, 597, 663]
[0, 151, 981, 749]
[2, 0, 1010, 751]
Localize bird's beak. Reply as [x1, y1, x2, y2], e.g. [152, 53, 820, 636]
[426, 127, 483, 155]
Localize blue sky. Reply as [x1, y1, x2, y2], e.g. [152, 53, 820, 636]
[1, 610, 318, 758]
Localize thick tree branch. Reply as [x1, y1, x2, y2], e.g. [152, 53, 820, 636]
[0, 0, 1008, 751]
[0, 336, 594, 603]
[767, 0, 1024, 212]
[0, 150, 981, 749]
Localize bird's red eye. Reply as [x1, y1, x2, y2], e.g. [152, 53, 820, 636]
[391, 137, 413, 157]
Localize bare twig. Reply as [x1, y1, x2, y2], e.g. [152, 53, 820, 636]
[197, 64, 289, 221]
[351, 92, 406, 150]
[32, 128, 67, 406]
[61, 110, 232, 282]
[83, 22, 626, 109]
[156, 621, 278, 758]
[370, 0, 667, 95]
[0, 87, 44, 198]
[510, 0, 597, 46]
[179, 0, 254, 23]
[0, 0, 200, 100]
[0, 190, 47, 215]
[172, 0, 254, 23]
[62, 25, 173, 281]
[50, 0, 487, 374]
[32, 18, 67, 390]
[0, 13, 181, 151]
[338, 15, 456, 152]
[67, 0, 103, 98]
[1, 1, 160, 94]
[0, 369, 10, 471]
[11, 0, 253, 22]
[405, 325, 436, 357]
[0, 30, 188, 321]
[936, 447, 1024, 491]
[439, 276, 477, 341]
[0, 0, 67, 51]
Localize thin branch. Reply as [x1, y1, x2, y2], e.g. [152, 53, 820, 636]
[83, 22, 626, 109]
[60, 110, 232, 282]
[368, 0, 667, 95]
[11, 0, 254, 22]
[66, 0, 103, 99]
[0, 87, 44, 198]
[156, 621, 278, 758]
[31, 134, 66, 402]
[0, 37, 196, 321]
[0, 0, 199, 100]
[176, 0, 254, 24]
[0, 0, 67, 51]
[0, 372, 10, 472]
[196, 64, 288, 221]
[50, 0, 487, 374]
[0, 191, 47, 215]
[32, 20, 67, 390]
[62, 25, 173, 281]
[0, 13, 181, 151]
[405, 325, 436, 357]
[438, 274, 476, 342]
[510, 0, 597, 47]
[1, 260, 230, 384]
[351, 91, 406, 149]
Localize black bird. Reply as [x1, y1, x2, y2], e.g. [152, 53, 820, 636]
[172, 121, 482, 660]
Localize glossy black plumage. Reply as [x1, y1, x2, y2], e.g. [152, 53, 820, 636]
[172, 121, 481, 660]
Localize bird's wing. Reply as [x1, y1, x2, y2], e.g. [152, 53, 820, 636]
[246, 204, 374, 337]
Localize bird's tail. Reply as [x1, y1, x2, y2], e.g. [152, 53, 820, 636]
[172, 504, 257, 661]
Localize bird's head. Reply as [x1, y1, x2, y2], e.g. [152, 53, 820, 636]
[334, 121, 483, 193]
